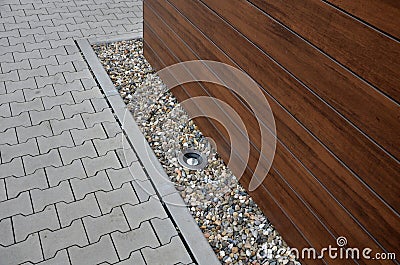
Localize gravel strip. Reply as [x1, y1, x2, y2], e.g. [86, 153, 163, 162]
[93, 39, 300, 265]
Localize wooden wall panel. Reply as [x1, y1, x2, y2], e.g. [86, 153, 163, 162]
[144, 0, 400, 264]
[326, 0, 400, 38]
[249, 0, 400, 103]
[167, 0, 399, 212]
[202, 0, 400, 160]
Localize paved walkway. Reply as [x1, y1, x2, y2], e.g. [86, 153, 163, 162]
[0, 1, 218, 264]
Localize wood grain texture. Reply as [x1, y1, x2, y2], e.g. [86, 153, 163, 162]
[165, 0, 399, 214]
[326, 0, 400, 38]
[249, 0, 400, 103]
[144, 0, 400, 263]
[202, 0, 400, 160]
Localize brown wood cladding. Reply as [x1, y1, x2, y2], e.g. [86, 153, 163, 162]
[326, 0, 400, 39]
[143, 0, 400, 264]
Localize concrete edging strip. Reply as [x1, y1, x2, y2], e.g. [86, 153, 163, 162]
[77, 38, 220, 265]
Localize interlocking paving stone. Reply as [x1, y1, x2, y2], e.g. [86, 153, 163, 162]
[83, 206, 130, 243]
[6, 169, 48, 199]
[56, 53, 84, 65]
[0, 81, 5, 94]
[61, 99, 95, 118]
[131, 179, 156, 202]
[54, 17, 76, 27]
[71, 86, 103, 101]
[1, 59, 30, 73]
[53, 80, 85, 95]
[0, 44, 24, 56]
[68, 234, 119, 265]
[93, 133, 129, 155]
[23, 148, 63, 175]
[81, 28, 106, 38]
[50, 114, 85, 134]
[0, 138, 39, 163]
[18, 66, 48, 81]
[111, 221, 159, 260]
[0, 2, 205, 264]
[0, 48, 14, 60]
[101, 120, 123, 137]
[45, 159, 87, 187]
[44, 25, 68, 34]
[64, 68, 92, 82]
[14, 50, 42, 63]
[59, 29, 84, 39]
[59, 140, 97, 164]
[75, 15, 97, 24]
[28, 249, 70, 265]
[70, 170, 112, 200]
[46, 62, 75, 76]
[30, 57, 58, 69]
[0, 27, 19, 38]
[31, 180, 74, 212]
[0, 29, 20, 39]
[0, 157, 25, 178]
[25, 41, 52, 52]
[0, 103, 11, 117]
[42, 92, 74, 109]
[10, 98, 44, 116]
[106, 166, 147, 189]
[151, 218, 178, 245]
[123, 196, 167, 228]
[0, 218, 14, 246]
[35, 73, 66, 88]
[96, 182, 139, 214]
[116, 147, 138, 167]
[8, 34, 34, 45]
[0, 179, 6, 201]
[24, 85, 56, 101]
[66, 22, 91, 32]
[32, 31, 58, 43]
[40, 219, 88, 259]
[5, 78, 36, 93]
[16, 120, 53, 143]
[15, 14, 38, 23]
[125, 161, 148, 182]
[142, 236, 193, 265]
[0, 233, 42, 265]
[105, 251, 146, 265]
[57, 193, 101, 227]
[40, 46, 67, 58]
[65, 44, 80, 55]
[70, 123, 107, 145]
[0, 112, 31, 132]
[30, 106, 65, 125]
[0, 16, 15, 24]
[91, 97, 109, 111]
[80, 77, 97, 89]
[13, 204, 60, 243]
[37, 130, 74, 154]
[49, 38, 75, 48]
[82, 151, 121, 176]
[0, 192, 33, 220]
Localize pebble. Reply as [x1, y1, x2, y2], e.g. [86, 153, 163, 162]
[93, 39, 300, 265]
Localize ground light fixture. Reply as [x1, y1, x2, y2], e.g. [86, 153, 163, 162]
[178, 149, 208, 170]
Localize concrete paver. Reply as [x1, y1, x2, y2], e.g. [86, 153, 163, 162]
[0, 0, 217, 264]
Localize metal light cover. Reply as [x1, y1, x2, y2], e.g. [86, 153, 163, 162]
[177, 148, 208, 170]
